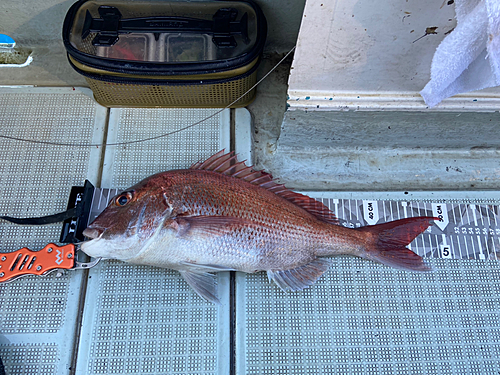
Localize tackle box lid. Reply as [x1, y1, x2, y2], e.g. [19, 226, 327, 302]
[63, 0, 266, 76]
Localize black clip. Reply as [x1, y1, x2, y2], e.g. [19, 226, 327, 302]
[0, 180, 95, 244]
[82, 6, 122, 46]
[60, 180, 95, 243]
[212, 8, 248, 48]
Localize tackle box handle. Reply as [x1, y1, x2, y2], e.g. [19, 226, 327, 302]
[83, 5, 249, 48]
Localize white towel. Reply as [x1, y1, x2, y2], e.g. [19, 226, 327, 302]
[420, 0, 500, 107]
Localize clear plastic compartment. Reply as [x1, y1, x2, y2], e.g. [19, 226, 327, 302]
[96, 33, 155, 61]
[158, 33, 215, 62]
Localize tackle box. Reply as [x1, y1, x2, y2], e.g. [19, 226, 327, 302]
[62, 0, 267, 108]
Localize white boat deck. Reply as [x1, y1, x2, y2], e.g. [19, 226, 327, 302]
[0, 87, 500, 375]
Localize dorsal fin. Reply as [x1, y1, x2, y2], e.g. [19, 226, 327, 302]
[190, 151, 339, 225]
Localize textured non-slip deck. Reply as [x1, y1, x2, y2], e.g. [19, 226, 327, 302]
[236, 192, 500, 375]
[1, 88, 500, 375]
[0, 88, 106, 375]
[75, 107, 232, 375]
[238, 257, 500, 375]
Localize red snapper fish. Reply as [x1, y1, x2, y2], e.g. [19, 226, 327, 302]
[81, 151, 436, 304]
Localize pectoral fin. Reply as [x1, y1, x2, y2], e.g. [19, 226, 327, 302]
[179, 261, 235, 272]
[172, 216, 253, 237]
[180, 270, 221, 305]
[168, 216, 252, 237]
[267, 258, 332, 292]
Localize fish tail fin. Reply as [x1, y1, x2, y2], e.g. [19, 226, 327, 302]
[357, 217, 437, 271]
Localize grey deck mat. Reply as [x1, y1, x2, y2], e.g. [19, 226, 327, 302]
[0, 88, 500, 375]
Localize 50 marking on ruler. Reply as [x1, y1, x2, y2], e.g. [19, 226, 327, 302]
[316, 197, 500, 260]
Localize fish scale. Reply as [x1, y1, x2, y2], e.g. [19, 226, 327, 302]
[81, 151, 437, 304]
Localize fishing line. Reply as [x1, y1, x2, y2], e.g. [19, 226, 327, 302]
[0, 47, 296, 148]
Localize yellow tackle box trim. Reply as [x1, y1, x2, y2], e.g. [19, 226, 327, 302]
[68, 55, 259, 81]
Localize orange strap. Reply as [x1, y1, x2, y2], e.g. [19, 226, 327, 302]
[0, 243, 75, 282]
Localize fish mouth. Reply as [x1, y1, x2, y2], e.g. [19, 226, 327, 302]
[82, 226, 104, 239]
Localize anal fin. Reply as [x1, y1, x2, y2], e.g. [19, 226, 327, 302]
[267, 258, 332, 292]
[180, 270, 221, 305]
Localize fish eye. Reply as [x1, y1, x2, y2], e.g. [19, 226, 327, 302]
[115, 191, 133, 207]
